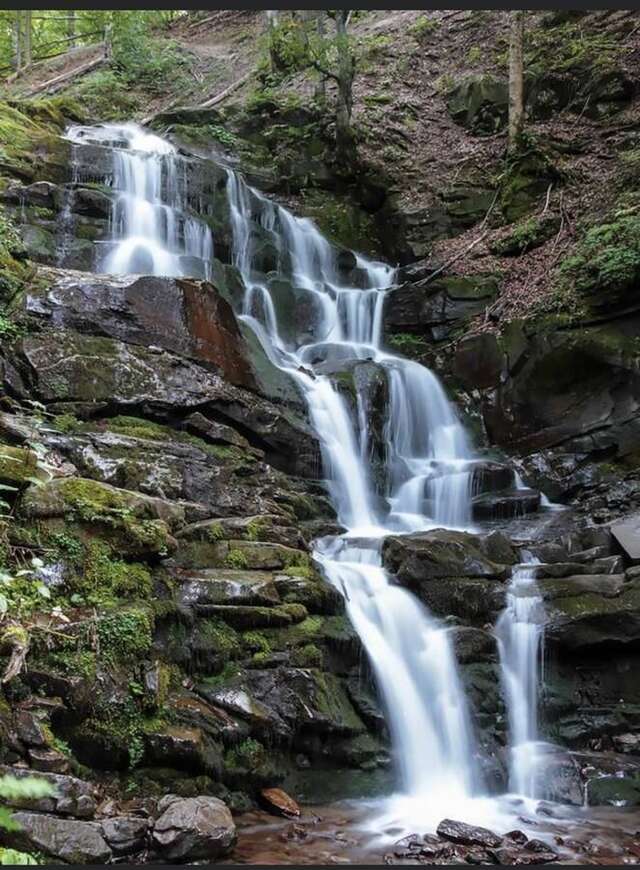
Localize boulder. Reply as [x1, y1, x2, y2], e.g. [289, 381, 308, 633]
[23, 270, 256, 390]
[383, 529, 504, 583]
[101, 816, 149, 856]
[0, 766, 97, 818]
[544, 578, 640, 651]
[177, 569, 281, 610]
[611, 513, 640, 564]
[151, 795, 236, 862]
[452, 332, 503, 390]
[259, 787, 300, 818]
[14, 330, 320, 478]
[446, 74, 508, 134]
[6, 813, 111, 864]
[436, 818, 502, 848]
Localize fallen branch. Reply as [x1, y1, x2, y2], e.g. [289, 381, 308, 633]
[23, 51, 106, 97]
[419, 231, 489, 288]
[1, 623, 29, 684]
[200, 70, 252, 107]
[142, 71, 252, 127]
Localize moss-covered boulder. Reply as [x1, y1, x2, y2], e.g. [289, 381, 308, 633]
[446, 75, 508, 135]
[20, 477, 179, 558]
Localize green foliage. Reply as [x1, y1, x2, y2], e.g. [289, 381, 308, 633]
[490, 214, 560, 256]
[80, 540, 152, 604]
[0, 773, 55, 863]
[409, 15, 440, 43]
[224, 548, 248, 570]
[66, 70, 139, 121]
[0, 205, 29, 304]
[224, 737, 265, 772]
[292, 643, 323, 668]
[523, 18, 621, 77]
[96, 607, 153, 667]
[556, 207, 640, 304]
[386, 332, 428, 359]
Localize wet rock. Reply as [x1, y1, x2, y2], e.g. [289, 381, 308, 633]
[152, 794, 236, 862]
[23, 270, 257, 391]
[101, 815, 149, 855]
[450, 626, 497, 663]
[6, 812, 111, 864]
[587, 774, 640, 807]
[0, 766, 97, 818]
[383, 528, 504, 583]
[14, 709, 47, 747]
[453, 332, 503, 389]
[613, 733, 640, 754]
[260, 787, 301, 818]
[436, 817, 502, 848]
[472, 488, 540, 520]
[14, 329, 320, 478]
[611, 513, 640, 564]
[144, 725, 222, 776]
[544, 577, 640, 650]
[177, 569, 281, 610]
[28, 747, 71, 774]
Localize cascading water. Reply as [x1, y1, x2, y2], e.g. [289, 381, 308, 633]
[65, 123, 213, 279]
[223, 168, 504, 831]
[61, 121, 546, 833]
[496, 553, 545, 797]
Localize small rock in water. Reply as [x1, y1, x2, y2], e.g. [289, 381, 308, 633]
[505, 830, 529, 846]
[260, 787, 301, 819]
[436, 818, 502, 848]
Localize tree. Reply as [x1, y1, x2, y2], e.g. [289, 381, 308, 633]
[306, 11, 356, 161]
[508, 11, 525, 151]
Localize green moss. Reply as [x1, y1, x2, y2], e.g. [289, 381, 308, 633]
[245, 519, 267, 542]
[206, 522, 225, 543]
[80, 540, 152, 604]
[409, 15, 440, 42]
[242, 631, 271, 654]
[224, 737, 265, 772]
[490, 214, 560, 256]
[53, 413, 82, 434]
[197, 618, 241, 658]
[52, 478, 172, 557]
[96, 607, 154, 668]
[300, 189, 379, 255]
[386, 332, 428, 359]
[292, 643, 324, 668]
[281, 563, 315, 579]
[555, 207, 640, 312]
[225, 548, 248, 569]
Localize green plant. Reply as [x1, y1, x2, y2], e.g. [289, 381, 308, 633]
[0, 773, 55, 863]
[224, 549, 248, 570]
[96, 608, 153, 667]
[409, 15, 439, 42]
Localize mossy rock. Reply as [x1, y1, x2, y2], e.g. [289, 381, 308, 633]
[20, 477, 180, 559]
[500, 145, 561, 223]
[587, 775, 640, 807]
[446, 74, 508, 134]
[0, 445, 46, 489]
[490, 214, 560, 256]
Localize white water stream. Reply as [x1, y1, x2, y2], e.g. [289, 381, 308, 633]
[496, 554, 545, 798]
[63, 122, 547, 834]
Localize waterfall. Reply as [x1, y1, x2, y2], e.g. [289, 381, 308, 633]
[61, 122, 542, 832]
[65, 124, 214, 280]
[224, 168, 489, 827]
[496, 554, 545, 797]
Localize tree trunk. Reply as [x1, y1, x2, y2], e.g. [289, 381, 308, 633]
[24, 9, 32, 67]
[314, 12, 326, 101]
[13, 11, 22, 71]
[334, 10, 355, 160]
[508, 11, 525, 151]
[67, 10, 76, 48]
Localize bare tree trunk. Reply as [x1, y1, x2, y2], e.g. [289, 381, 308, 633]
[24, 9, 32, 67]
[266, 10, 280, 72]
[335, 10, 355, 160]
[13, 11, 22, 71]
[314, 12, 326, 101]
[67, 10, 77, 49]
[508, 11, 525, 151]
